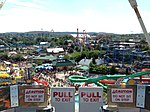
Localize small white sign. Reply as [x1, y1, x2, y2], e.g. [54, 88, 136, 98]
[136, 85, 146, 108]
[10, 85, 19, 107]
[24, 89, 45, 102]
[111, 88, 133, 103]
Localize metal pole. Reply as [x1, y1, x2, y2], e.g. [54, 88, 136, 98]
[0, 0, 6, 10]
[128, 0, 150, 46]
[134, 7, 150, 46]
[0, 2, 4, 9]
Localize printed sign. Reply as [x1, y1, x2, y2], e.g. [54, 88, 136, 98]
[136, 85, 146, 108]
[80, 90, 102, 103]
[79, 87, 103, 112]
[51, 87, 75, 103]
[52, 91, 73, 103]
[24, 89, 44, 102]
[19, 85, 48, 107]
[10, 85, 19, 107]
[51, 87, 75, 112]
[111, 88, 133, 103]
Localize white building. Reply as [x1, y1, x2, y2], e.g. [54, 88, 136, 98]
[71, 34, 90, 38]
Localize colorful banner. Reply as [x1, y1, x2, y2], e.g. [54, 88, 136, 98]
[0, 77, 11, 85]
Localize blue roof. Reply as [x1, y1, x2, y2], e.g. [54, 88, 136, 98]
[36, 48, 42, 52]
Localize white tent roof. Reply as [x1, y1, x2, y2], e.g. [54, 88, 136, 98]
[4, 61, 11, 65]
[47, 48, 64, 53]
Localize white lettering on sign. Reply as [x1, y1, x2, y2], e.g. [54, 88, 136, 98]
[80, 91, 102, 103]
[52, 91, 74, 103]
[111, 88, 133, 103]
[24, 89, 44, 102]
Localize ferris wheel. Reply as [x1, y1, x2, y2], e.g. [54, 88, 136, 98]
[0, 0, 6, 10]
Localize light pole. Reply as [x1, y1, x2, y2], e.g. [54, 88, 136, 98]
[128, 0, 150, 46]
[0, 2, 3, 9]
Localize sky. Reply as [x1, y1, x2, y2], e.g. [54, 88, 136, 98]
[0, 0, 150, 34]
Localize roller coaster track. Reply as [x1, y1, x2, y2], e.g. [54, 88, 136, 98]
[68, 70, 150, 90]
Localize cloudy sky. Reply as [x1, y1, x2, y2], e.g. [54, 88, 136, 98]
[0, 0, 150, 34]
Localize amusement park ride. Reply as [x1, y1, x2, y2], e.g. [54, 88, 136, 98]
[68, 69, 150, 91]
[69, 0, 150, 92]
[0, 1, 149, 111]
[129, 0, 150, 46]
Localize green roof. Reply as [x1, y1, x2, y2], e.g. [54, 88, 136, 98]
[52, 59, 76, 67]
[32, 55, 57, 61]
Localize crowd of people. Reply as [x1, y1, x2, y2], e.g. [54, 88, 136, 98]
[32, 69, 83, 89]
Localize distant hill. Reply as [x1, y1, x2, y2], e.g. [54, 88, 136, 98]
[1, 31, 114, 36]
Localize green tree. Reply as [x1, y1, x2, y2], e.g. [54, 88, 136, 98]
[36, 60, 42, 66]
[81, 51, 88, 59]
[89, 62, 96, 73]
[97, 64, 108, 74]
[109, 66, 118, 75]
[11, 54, 25, 61]
[0, 53, 9, 60]
[70, 52, 81, 62]
[92, 58, 96, 64]
[141, 44, 150, 51]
